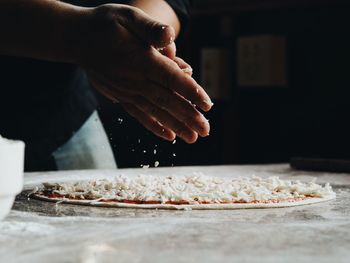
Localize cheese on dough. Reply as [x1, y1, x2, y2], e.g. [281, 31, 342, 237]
[35, 174, 336, 204]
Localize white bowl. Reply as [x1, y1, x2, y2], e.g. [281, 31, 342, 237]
[0, 135, 25, 221]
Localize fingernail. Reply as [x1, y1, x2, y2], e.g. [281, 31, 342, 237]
[193, 118, 209, 137]
[203, 99, 214, 106]
[203, 99, 214, 110]
[203, 121, 210, 137]
[182, 67, 193, 74]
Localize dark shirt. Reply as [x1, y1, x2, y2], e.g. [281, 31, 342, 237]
[0, 0, 189, 171]
[0, 59, 97, 171]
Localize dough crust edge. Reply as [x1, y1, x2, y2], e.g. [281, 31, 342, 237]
[32, 194, 336, 210]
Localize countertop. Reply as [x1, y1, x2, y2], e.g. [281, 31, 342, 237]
[1, 164, 349, 263]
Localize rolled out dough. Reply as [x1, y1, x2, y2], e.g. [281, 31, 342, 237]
[32, 173, 336, 210]
[33, 194, 335, 210]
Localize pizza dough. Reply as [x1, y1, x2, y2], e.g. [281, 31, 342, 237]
[32, 174, 336, 210]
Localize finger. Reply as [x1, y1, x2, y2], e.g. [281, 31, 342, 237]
[157, 44, 193, 76]
[89, 77, 119, 103]
[88, 69, 205, 141]
[87, 69, 193, 142]
[158, 42, 176, 60]
[121, 102, 176, 141]
[139, 81, 209, 137]
[173, 57, 193, 76]
[131, 96, 199, 144]
[118, 6, 175, 48]
[145, 51, 213, 112]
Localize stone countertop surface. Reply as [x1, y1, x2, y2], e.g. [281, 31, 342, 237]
[0, 164, 349, 263]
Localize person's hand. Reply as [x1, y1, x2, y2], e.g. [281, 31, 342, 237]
[158, 42, 193, 77]
[73, 4, 212, 143]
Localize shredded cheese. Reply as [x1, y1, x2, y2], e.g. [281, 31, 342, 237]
[35, 174, 335, 204]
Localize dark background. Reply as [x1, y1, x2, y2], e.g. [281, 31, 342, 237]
[97, 0, 350, 168]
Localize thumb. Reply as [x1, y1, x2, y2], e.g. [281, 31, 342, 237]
[158, 42, 176, 60]
[119, 6, 175, 48]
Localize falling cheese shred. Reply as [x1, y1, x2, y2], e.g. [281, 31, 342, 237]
[34, 174, 336, 204]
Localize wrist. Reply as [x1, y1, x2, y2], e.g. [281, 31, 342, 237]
[61, 4, 120, 66]
[53, 3, 92, 64]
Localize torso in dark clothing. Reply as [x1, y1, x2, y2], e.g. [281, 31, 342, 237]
[0, 57, 97, 171]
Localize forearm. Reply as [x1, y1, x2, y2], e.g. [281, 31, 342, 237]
[0, 0, 87, 62]
[129, 0, 181, 37]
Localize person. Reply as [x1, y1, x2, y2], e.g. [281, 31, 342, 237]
[0, 0, 212, 171]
